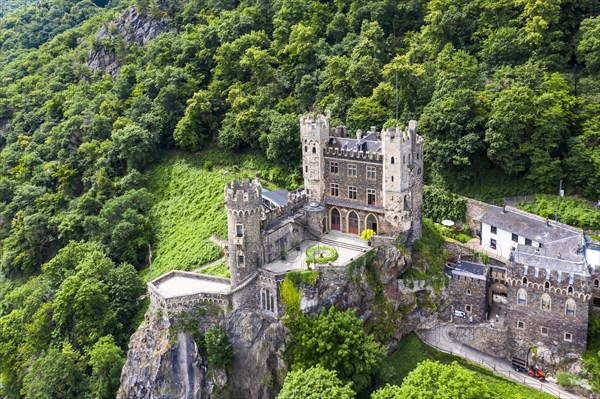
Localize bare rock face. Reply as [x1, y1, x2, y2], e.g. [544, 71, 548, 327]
[117, 315, 206, 399]
[87, 5, 171, 78]
[118, 309, 287, 399]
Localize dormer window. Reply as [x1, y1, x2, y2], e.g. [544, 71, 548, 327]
[490, 226, 497, 234]
[525, 238, 532, 246]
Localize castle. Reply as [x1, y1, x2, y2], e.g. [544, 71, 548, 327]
[146, 111, 600, 366]
[148, 113, 423, 319]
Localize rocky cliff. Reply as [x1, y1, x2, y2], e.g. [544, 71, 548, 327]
[87, 4, 172, 78]
[118, 246, 445, 398]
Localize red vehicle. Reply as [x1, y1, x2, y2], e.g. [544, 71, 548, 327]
[528, 366, 546, 382]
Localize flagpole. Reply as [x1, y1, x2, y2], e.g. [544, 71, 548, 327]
[148, 244, 153, 281]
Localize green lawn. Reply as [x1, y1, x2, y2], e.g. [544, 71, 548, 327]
[373, 332, 555, 399]
[199, 261, 230, 278]
[142, 150, 280, 281]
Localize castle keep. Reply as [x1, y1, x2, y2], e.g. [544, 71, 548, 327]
[301, 113, 423, 240]
[148, 113, 423, 319]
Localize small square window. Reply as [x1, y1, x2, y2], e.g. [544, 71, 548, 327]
[525, 238, 532, 246]
[366, 166, 376, 180]
[512, 233, 518, 242]
[348, 186, 357, 200]
[238, 255, 244, 265]
[490, 239, 497, 250]
[236, 224, 244, 237]
[564, 332, 572, 342]
[367, 189, 376, 205]
[490, 225, 497, 234]
[541, 327, 548, 336]
[348, 164, 357, 177]
[517, 321, 524, 329]
[330, 183, 339, 197]
[330, 161, 339, 174]
[594, 298, 600, 307]
[465, 305, 472, 312]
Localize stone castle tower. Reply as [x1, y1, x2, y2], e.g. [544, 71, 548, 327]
[300, 113, 330, 203]
[381, 120, 423, 238]
[224, 178, 263, 288]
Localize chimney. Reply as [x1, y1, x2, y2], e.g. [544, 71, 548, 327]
[502, 205, 506, 214]
[356, 129, 362, 140]
[546, 218, 549, 226]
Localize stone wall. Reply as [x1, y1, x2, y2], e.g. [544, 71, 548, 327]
[464, 198, 491, 232]
[505, 263, 590, 357]
[448, 273, 488, 324]
[451, 324, 510, 358]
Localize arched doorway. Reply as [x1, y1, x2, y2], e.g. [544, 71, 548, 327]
[348, 211, 359, 234]
[366, 214, 378, 233]
[330, 208, 341, 231]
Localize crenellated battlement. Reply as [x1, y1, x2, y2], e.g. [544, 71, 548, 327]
[225, 178, 262, 207]
[324, 146, 383, 161]
[300, 112, 330, 130]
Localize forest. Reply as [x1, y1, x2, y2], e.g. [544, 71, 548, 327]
[0, 0, 599, 397]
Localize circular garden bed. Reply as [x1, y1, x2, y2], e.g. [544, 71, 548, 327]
[306, 245, 339, 264]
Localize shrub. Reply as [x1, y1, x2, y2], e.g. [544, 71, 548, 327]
[361, 229, 375, 242]
[204, 324, 234, 369]
[306, 245, 339, 264]
[203, 160, 213, 171]
[557, 372, 576, 387]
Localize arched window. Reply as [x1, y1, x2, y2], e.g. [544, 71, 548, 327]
[348, 211, 359, 235]
[541, 293, 551, 311]
[261, 288, 275, 312]
[391, 157, 395, 164]
[517, 288, 527, 305]
[544, 281, 550, 290]
[366, 214, 378, 234]
[330, 208, 341, 231]
[305, 165, 308, 172]
[522, 277, 528, 285]
[312, 146, 316, 153]
[466, 289, 471, 295]
[391, 176, 394, 182]
[304, 145, 307, 152]
[565, 299, 576, 317]
[568, 286, 573, 295]
[595, 279, 599, 289]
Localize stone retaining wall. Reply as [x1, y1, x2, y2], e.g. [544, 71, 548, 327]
[451, 324, 510, 358]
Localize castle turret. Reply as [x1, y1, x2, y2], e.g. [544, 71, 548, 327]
[408, 121, 424, 242]
[300, 113, 330, 203]
[382, 121, 418, 232]
[224, 178, 263, 287]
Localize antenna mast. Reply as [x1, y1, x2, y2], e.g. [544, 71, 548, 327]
[395, 71, 399, 127]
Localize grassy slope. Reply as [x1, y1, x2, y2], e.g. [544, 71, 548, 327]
[375, 333, 554, 399]
[143, 150, 280, 281]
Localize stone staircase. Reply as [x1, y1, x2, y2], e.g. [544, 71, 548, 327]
[320, 236, 369, 253]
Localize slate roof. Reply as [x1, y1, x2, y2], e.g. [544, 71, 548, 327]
[481, 206, 586, 272]
[451, 260, 488, 280]
[262, 190, 289, 207]
[480, 206, 580, 245]
[328, 131, 382, 153]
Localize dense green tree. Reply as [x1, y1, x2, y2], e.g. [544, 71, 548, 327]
[371, 361, 492, 399]
[277, 365, 356, 399]
[173, 90, 215, 151]
[290, 307, 385, 395]
[89, 335, 124, 399]
[21, 343, 89, 399]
